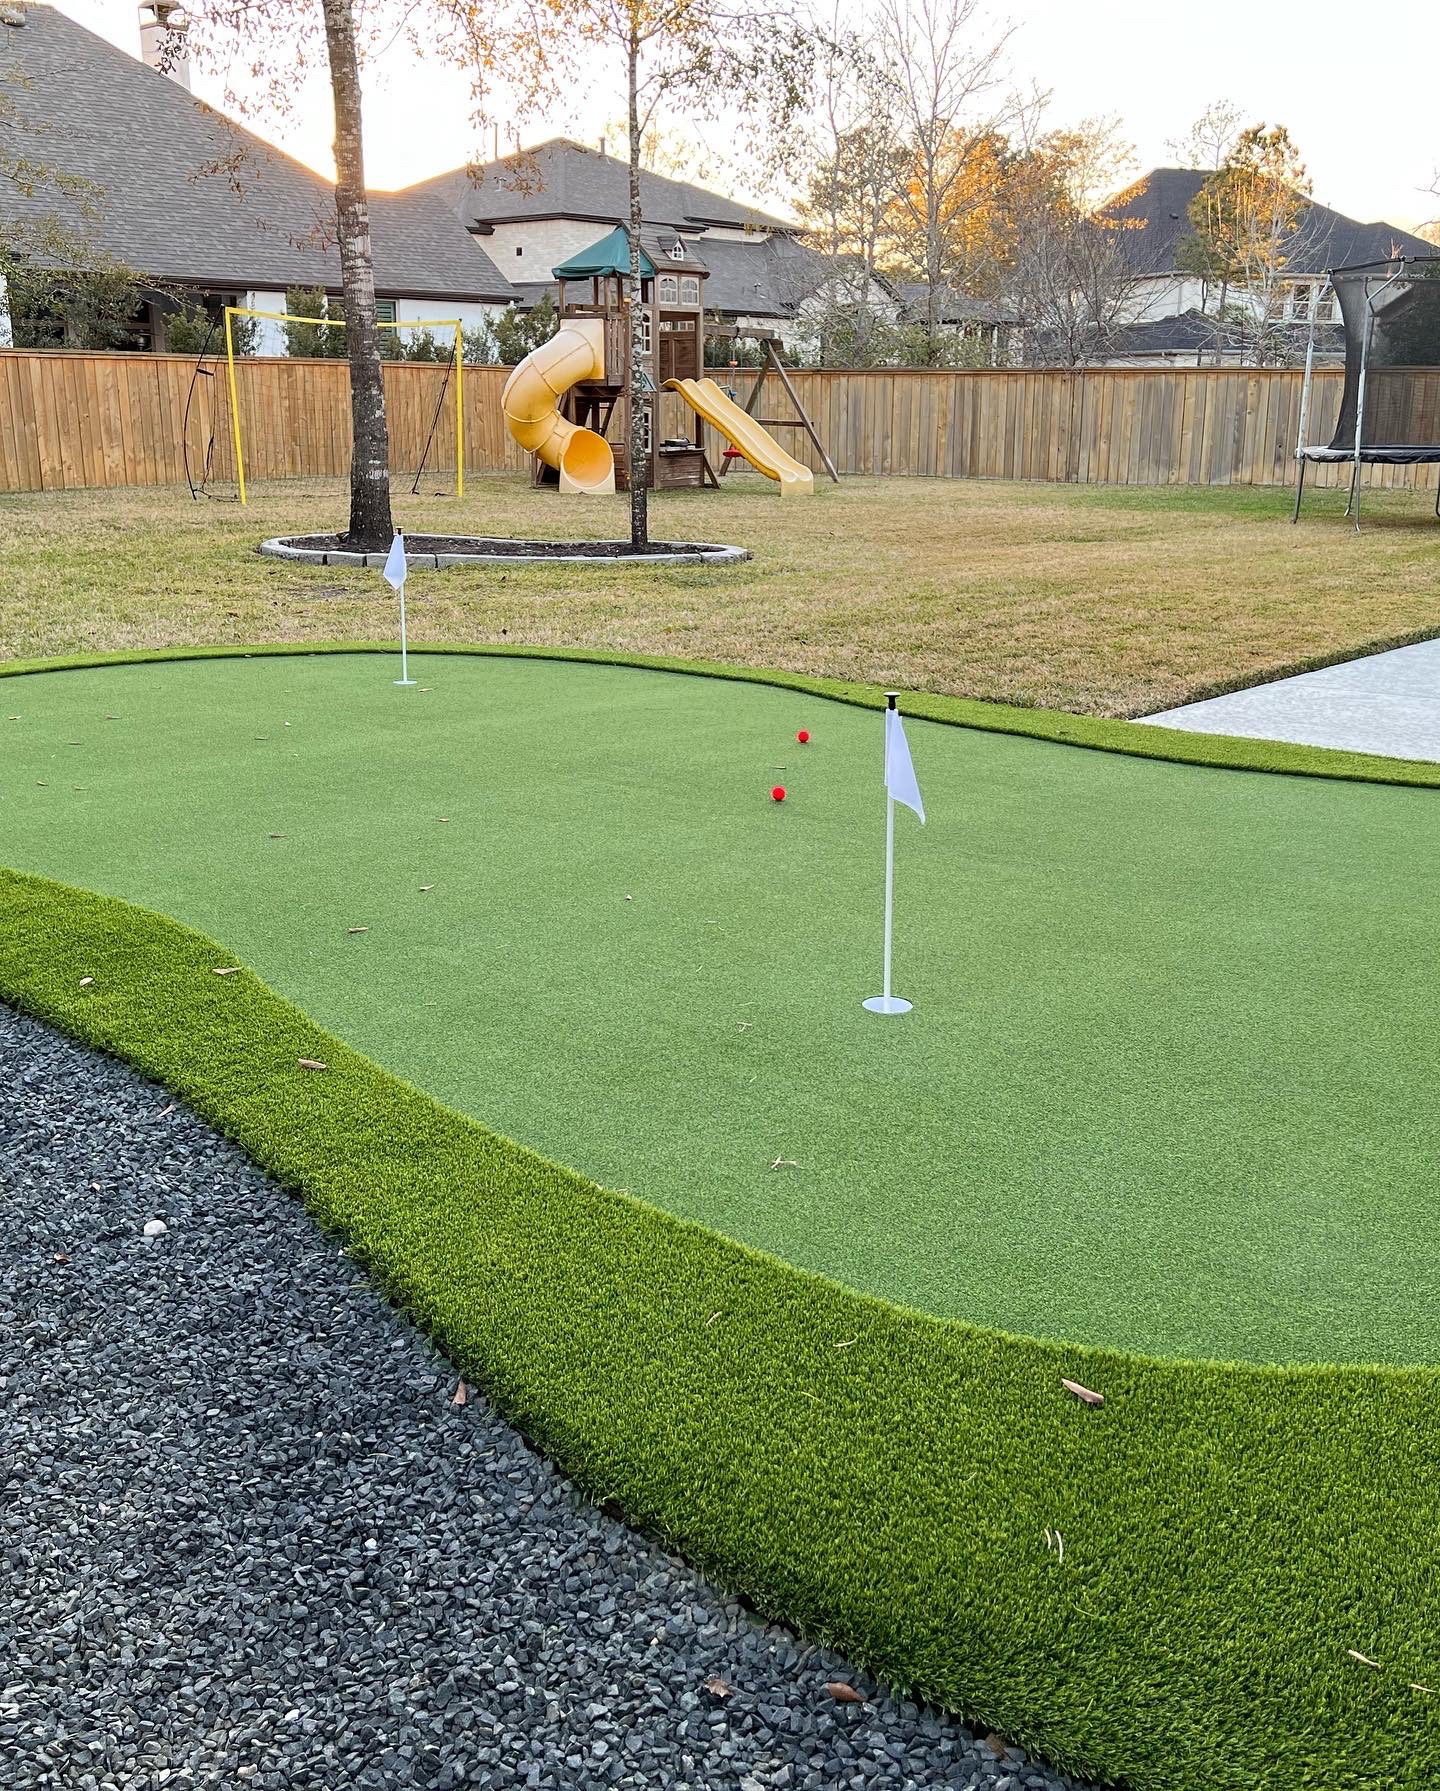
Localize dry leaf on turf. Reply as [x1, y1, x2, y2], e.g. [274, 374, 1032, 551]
[1061, 1377, 1104, 1407]
[78, 976, 94, 987]
[984, 1733, 1009, 1759]
[451, 1380, 468, 1406]
[212, 967, 241, 976]
[825, 1682, 864, 1704]
[53, 1251, 70, 1264]
[347, 926, 369, 935]
[297, 1058, 328, 1072]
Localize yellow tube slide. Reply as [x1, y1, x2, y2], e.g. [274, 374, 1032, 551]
[501, 317, 615, 494]
[664, 377, 814, 495]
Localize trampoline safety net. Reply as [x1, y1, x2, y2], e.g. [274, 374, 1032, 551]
[1326, 258, 1440, 459]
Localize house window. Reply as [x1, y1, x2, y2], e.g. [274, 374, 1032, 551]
[515, 245, 523, 256]
[658, 275, 678, 304]
[374, 299, 397, 324]
[1291, 283, 1313, 321]
[679, 276, 699, 305]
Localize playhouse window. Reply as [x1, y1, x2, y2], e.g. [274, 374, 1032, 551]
[679, 277, 699, 305]
[658, 275, 678, 304]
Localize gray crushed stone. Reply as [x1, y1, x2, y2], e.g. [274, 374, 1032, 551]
[2, 1003, 1094, 1791]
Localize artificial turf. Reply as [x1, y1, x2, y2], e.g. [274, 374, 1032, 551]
[3, 648, 1440, 1368]
[5, 870, 1440, 1791]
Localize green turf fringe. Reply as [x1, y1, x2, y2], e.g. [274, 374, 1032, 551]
[5, 639, 1440, 789]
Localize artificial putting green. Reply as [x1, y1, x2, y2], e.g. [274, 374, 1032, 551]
[3, 648, 1439, 1366]
[6, 645, 1440, 1791]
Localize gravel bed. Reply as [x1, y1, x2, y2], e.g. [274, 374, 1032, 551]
[2, 1004, 1094, 1791]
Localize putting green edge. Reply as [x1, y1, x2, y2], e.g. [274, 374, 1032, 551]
[4, 638, 1440, 789]
[4, 648, 1440, 1791]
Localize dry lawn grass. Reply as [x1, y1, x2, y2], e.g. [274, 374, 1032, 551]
[2, 472, 1437, 714]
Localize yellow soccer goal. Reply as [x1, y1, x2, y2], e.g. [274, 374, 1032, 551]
[222, 306, 464, 504]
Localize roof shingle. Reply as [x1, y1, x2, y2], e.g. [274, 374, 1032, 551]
[404, 139, 794, 237]
[0, 3, 516, 302]
[1099, 168, 1433, 277]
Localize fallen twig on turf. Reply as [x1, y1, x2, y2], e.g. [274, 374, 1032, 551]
[297, 1058, 328, 1072]
[1061, 1377, 1104, 1407]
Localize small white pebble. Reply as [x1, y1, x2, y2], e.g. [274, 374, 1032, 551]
[364, 1537, 379, 1552]
[143, 1218, 168, 1238]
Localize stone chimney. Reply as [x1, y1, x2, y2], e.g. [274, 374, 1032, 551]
[138, 2, 191, 90]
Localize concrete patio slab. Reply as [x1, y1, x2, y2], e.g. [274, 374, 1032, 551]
[1140, 637, 1440, 764]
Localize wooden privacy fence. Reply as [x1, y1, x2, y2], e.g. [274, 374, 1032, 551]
[2, 349, 1437, 495]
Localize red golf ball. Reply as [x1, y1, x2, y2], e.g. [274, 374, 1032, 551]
[771, 785, 786, 802]
[797, 729, 810, 744]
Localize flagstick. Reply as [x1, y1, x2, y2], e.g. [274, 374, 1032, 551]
[394, 582, 415, 686]
[864, 693, 913, 1016]
[881, 792, 895, 996]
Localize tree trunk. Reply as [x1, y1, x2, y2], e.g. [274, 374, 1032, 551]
[320, 0, 393, 549]
[626, 36, 649, 550]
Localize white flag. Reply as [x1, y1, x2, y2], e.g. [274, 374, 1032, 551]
[884, 707, 925, 823]
[382, 531, 407, 591]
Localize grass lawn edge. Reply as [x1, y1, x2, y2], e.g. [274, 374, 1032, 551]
[4, 865, 1440, 1791]
[4, 639, 1440, 789]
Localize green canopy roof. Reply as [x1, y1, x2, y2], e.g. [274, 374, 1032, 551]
[552, 227, 654, 281]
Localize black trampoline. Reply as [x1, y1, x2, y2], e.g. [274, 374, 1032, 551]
[1293, 255, 1440, 525]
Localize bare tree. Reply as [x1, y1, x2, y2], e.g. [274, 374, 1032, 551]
[1005, 123, 1150, 366]
[443, 0, 816, 549]
[794, 15, 908, 364]
[183, 0, 395, 546]
[877, 0, 1023, 351]
[1177, 123, 1311, 365]
[1165, 99, 1244, 174]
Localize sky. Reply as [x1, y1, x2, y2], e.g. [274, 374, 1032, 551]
[50, 0, 1439, 229]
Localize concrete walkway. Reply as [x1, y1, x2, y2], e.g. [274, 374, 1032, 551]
[1141, 636, 1440, 763]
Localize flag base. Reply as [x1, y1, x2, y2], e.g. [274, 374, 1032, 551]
[863, 994, 912, 1015]
[393, 678, 417, 687]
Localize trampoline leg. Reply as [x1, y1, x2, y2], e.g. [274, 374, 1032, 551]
[1291, 456, 1307, 524]
[1434, 479, 1439, 520]
[1344, 462, 1360, 524]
